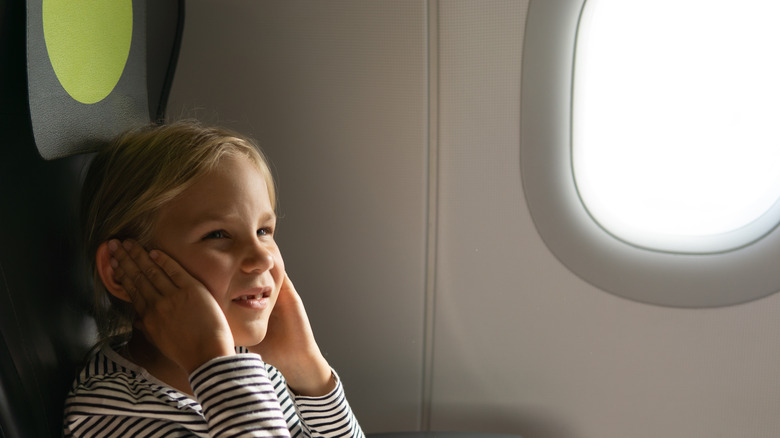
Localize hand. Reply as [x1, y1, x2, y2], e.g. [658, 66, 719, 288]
[108, 239, 235, 374]
[250, 274, 335, 396]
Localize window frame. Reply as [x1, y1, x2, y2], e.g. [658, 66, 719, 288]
[520, 0, 780, 307]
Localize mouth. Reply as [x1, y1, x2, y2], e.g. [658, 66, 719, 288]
[232, 287, 272, 309]
[235, 293, 265, 301]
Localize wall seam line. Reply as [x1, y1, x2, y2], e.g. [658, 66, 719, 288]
[421, 0, 439, 431]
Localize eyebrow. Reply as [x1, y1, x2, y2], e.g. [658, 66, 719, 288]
[188, 210, 277, 227]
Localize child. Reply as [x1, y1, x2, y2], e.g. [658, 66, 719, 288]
[64, 122, 364, 438]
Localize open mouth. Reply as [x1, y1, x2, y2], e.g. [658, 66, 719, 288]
[235, 294, 265, 301]
[232, 287, 272, 309]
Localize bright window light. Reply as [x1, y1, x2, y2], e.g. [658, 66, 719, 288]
[573, 0, 780, 253]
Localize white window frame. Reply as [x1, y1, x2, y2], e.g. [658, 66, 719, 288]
[520, 0, 780, 307]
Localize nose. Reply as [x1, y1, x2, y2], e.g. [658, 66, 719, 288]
[242, 240, 275, 273]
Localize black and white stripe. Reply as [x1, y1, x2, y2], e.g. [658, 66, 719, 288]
[64, 345, 364, 438]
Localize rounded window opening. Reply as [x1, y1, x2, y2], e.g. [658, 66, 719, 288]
[572, 0, 780, 254]
[521, 0, 780, 307]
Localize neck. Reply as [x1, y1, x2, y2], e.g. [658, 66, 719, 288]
[123, 330, 194, 396]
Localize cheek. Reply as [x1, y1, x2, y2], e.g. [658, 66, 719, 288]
[168, 251, 228, 296]
[195, 259, 233, 294]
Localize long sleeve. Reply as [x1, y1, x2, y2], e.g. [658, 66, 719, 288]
[64, 349, 295, 437]
[291, 375, 364, 438]
[64, 346, 363, 438]
[190, 354, 292, 438]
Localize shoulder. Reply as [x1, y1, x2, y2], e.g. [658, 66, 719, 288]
[64, 345, 205, 437]
[65, 345, 198, 415]
[69, 344, 136, 392]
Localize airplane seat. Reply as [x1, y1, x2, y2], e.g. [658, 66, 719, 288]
[0, 2, 184, 437]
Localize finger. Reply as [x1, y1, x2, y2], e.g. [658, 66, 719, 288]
[147, 249, 194, 290]
[108, 240, 146, 314]
[109, 246, 155, 312]
[123, 240, 183, 297]
[110, 239, 173, 299]
[109, 251, 147, 312]
[278, 273, 303, 306]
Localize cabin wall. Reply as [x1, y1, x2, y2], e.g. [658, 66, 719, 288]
[167, 2, 780, 437]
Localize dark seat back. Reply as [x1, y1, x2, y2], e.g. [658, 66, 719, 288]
[0, 2, 184, 436]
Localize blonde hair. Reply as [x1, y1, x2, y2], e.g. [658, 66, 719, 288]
[81, 121, 276, 343]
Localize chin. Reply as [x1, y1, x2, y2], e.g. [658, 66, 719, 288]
[232, 327, 268, 348]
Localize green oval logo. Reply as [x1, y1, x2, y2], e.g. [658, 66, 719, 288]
[42, 0, 133, 104]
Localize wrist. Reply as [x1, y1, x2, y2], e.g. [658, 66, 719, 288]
[184, 345, 236, 374]
[283, 354, 336, 396]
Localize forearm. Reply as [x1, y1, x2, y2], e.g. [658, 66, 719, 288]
[279, 353, 337, 397]
[291, 371, 365, 438]
[191, 354, 292, 438]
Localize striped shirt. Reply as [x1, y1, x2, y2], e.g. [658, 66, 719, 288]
[63, 345, 364, 438]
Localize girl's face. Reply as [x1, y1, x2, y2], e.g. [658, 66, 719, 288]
[150, 155, 284, 347]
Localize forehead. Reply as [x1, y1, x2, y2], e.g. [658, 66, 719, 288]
[157, 156, 275, 226]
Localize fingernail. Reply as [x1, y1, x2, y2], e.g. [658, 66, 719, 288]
[123, 240, 133, 251]
[149, 250, 159, 260]
[108, 240, 119, 252]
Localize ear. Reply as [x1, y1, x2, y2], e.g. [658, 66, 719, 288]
[96, 241, 131, 303]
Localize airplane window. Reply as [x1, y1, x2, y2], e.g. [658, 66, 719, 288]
[573, 0, 780, 253]
[520, 0, 780, 307]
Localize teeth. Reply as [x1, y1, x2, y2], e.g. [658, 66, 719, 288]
[238, 295, 258, 301]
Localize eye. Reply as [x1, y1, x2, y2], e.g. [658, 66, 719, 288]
[257, 227, 273, 237]
[203, 230, 228, 240]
